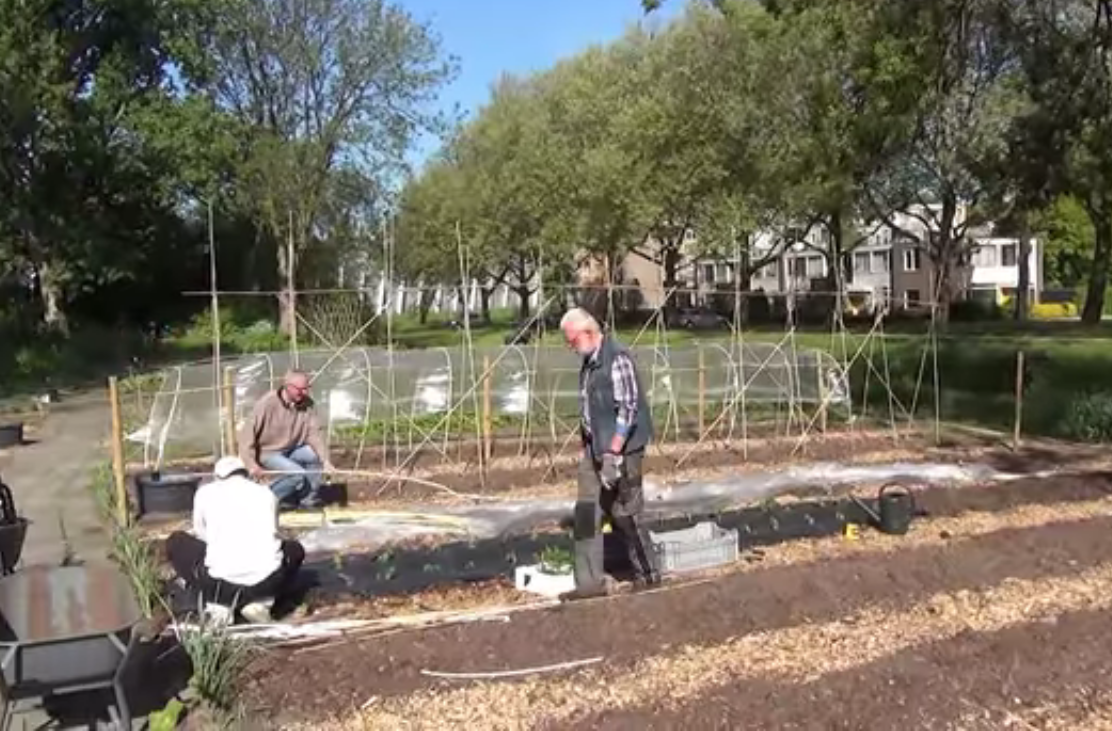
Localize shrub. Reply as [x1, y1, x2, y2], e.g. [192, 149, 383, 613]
[1060, 392, 1112, 443]
[174, 307, 287, 353]
[1030, 301, 1078, 319]
[949, 299, 1004, 322]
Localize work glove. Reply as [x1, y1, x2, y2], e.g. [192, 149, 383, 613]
[600, 453, 623, 489]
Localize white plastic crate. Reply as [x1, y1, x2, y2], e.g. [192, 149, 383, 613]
[514, 564, 575, 597]
[649, 521, 739, 575]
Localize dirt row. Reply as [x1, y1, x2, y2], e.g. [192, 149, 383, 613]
[583, 606, 1112, 730]
[243, 481, 1112, 724]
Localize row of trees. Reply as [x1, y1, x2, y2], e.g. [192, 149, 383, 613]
[397, 0, 1112, 324]
[0, 0, 453, 340]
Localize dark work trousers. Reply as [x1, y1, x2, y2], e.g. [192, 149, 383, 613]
[166, 532, 305, 609]
[574, 449, 660, 590]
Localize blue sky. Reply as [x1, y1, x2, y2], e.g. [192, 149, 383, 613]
[399, 0, 683, 167]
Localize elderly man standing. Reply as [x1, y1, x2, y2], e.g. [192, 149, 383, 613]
[240, 369, 335, 510]
[559, 307, 660, 601]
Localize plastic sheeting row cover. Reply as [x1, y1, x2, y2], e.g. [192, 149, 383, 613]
[129, 342, 849, 467]
[298, 460, 1002, 554]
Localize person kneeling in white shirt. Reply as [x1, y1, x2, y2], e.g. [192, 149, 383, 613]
[166, 456, 305, 623]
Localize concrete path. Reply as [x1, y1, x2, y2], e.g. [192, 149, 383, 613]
[0, 395, 127, 730]
[0, 393, 112, 567]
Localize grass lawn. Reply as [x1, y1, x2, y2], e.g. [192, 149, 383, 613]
[8, 309, 1112, 443]
[317, 313, 1112, 443]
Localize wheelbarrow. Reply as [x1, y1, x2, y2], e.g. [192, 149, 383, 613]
[0, 564, 140, 729]
[0, 477, 28, 576]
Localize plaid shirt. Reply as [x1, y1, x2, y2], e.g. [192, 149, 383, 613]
[581, 345, 640, 439]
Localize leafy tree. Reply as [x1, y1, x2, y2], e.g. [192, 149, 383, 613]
[1008, 0, 1112, 322]
[1031, 194, 1096, 288]
[867, 0, 1026, 322]
[766, 0, 925, 322]
[0, 0, 205, 332]
[194, 0, 455, 331]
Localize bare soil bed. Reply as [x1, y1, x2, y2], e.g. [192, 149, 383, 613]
[242, 465, 1112, 729]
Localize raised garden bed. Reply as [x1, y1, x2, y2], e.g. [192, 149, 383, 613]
[133, 472, 202, 517]
[242, 466, 1112, 727]
[0, 423, 23, 448]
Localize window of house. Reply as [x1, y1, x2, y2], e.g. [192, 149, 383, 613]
[905, 289, 921, 306]
[854, 252, 870, 273]
[1001, 243, 1017, 267]
[872, 251, 889, 274]
[806, 256, 825, 277]
[684, 229, 697, 243]
[903, 249, 922, 272]
[974, 245, 997, 267]
[718, 263, 732, 283]
[791, 258, 807, 278]
[703, 263, 716, 284]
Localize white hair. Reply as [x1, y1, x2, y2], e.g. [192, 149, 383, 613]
[559, 307, 599, 333]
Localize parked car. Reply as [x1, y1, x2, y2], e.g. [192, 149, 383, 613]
[445, 313, 487, 330]
[503, 312, 562, 345]
[667, 307, 728, 330]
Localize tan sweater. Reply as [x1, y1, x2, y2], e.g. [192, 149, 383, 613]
[239, 389, 329, 469]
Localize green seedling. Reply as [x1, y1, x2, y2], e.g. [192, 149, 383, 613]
[538, 545, 573, 575]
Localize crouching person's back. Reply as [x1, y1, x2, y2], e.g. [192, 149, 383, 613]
[166, 456, 305, 624]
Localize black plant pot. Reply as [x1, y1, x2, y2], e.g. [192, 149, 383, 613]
[133, 472, 202, 517]
[0, 519, 29, 574]
[0, 424, 23, 449]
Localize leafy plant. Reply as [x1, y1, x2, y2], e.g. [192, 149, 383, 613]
[110, 526, 163, 618]
[148, 698, 184, 731]
[539, 545, 574, 575]
[1061, 392, 1112, 443]
[176, 610, 255, 716]
[90, 464, 162, 617]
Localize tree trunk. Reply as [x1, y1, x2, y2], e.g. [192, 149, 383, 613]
[1082, 208, 1112, 325]
[418, 288, 435, 325]
[38, 261, 69, 334]
[662, 242, 682, 311]
[479, 286, 493, 324]
[932, 195, 960, 326]
[515, 286, 532, 321]
[457, 284, 469, 320]
[825, 211, 845, 328]
[1014, 216, 1031, 322]
[277, 244, 296, 336]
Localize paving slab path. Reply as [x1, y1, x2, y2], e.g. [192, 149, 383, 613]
[0, 392, 112, 567]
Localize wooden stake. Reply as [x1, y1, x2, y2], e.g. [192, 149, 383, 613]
[223, 366, 237, 456]
[1013, 350, 1025, 451]
[287, 210, 299, 368]
[817, 361, 828, 434]
[697, 345, 706, 437]
[108, 377, 128, 527]
[482, 355, 493, 463]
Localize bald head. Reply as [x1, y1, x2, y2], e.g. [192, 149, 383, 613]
[560, 308, 602, 357]
[283, 369, 311, 404]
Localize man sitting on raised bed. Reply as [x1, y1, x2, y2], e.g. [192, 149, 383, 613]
[166, 456, 305, 624]
[240, 369, 336, 510]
